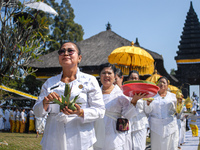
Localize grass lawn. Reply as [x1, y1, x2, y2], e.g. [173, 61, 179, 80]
[0, 132, 151, 150]
[0, 132, 42, 150]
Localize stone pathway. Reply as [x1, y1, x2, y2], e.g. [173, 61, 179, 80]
[181, 115, 200, 150]
[145, 111, 200, 150]
[181, 130, 200, 150]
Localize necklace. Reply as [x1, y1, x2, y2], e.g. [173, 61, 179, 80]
[161, 94, 166, 99]
[159, 91, 167, 99]
[102, 88, 113, 92]
[161, 94, 166, 98]
[102, 85, 114, 92]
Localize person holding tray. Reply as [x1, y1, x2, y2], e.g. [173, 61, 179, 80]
[33, 42, 105, 150]
[127, 70, 149, 150]
[145, 76, 179, 150]
[94, 63, 138, 150]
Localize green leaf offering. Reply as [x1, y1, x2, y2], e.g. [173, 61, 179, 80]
[123, 80, 156, 85]
[51, 83, 80, 111]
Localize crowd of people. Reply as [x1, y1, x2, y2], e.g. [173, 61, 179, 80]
[32, 42, 200, 150]
[1, 42, 199, 150]
[0, 105, 47, 138]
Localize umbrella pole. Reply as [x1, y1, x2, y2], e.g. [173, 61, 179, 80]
[130, 55, 132, 72]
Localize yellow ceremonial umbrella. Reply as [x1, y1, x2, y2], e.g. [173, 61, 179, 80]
[168, 85, 179, 94]
[108, 42, 154, 75]
[146, 70, 162, 84]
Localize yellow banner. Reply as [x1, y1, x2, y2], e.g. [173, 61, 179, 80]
[0, 85, 38, 100]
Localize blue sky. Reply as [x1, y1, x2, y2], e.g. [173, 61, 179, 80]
[64, 0, 200, 97]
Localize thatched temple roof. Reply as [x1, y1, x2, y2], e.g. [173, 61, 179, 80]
[29, 30, 162, 68]
[28, 27, 178, 84]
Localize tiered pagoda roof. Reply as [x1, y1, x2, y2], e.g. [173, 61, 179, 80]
[175, 1, 200, 61]
[175, 2, 200, 96]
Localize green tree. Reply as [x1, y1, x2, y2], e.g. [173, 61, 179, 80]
[45, 0, 84, 53]
[0, 1, 50, 93]
[0, 0, 84, 101]
[23, 75, 43, 96]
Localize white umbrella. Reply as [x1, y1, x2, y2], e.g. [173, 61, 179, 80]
[24, 2, 58, 16]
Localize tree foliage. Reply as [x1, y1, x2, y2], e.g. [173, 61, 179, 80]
[0, 0, 49, 85]
[23, 74, 43, 96]
[45, 0, 84, 53]
[0, 0, 83, 102]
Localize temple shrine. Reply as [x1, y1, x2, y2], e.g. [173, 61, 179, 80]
[175, 2, 200, 97]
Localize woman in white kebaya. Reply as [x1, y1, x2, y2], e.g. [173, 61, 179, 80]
[33, 42, 105, 150]
[145, 76, 179, 150]
[94, 63, 138, 150]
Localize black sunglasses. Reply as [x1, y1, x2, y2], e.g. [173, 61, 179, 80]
[58, 48, 76, 56]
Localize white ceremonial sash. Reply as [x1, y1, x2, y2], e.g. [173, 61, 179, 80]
[105, 111, 121, 121]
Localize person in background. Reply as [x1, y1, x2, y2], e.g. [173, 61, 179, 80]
[20, 108, 26, 133]
[33, 42, 105, 150]
[35, 114, 48, 138]
[94, 63, 138, 150]
[188, 110, 200, 137]
[0, 104, 5, 132]
[192, 98, 199, 111]
[145, 76, 179, 150]
[114, 68, 124, 88]
[113, 68, 132, 148]
[9, 107, 13, 132]
[127, 70, 149, 150]
[10, 107, 16, 132]
[15, 108, 20, 133]
[175, 91, 186, 149]
[179, 107, 187, 146]
[128, 70, 141, 81]
[4, 105, 10, 132]
[28, 108, 35, 133]
[25, 108, 29, 133]
[24, 109, 27, 133]
[35, 116, 43, 138]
